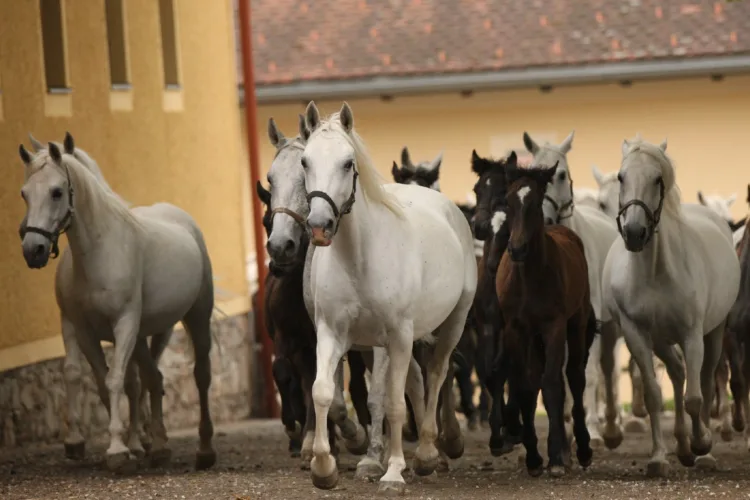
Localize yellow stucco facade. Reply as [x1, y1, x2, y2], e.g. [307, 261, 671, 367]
[0, 0, 248, 368]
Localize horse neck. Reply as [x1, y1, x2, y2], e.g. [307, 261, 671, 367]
[328, 199, 379, 268]
[65, 166, 137, 265]
[516, 222, 548, 280]
[628, 213, 685, 280]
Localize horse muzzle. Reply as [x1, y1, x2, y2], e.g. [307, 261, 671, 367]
[621, 222, 650, 253]
[21, 237, 52, 269]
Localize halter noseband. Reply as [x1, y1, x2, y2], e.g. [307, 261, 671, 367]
[616, 177, 665, 249]
[306, 169, 359, 234]
[20, 163, 75, 260]
[544, 175, 575, 223]
[271, 207, 307, 228]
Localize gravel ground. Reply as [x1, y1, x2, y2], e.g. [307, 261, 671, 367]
[3, 416, 750, 499]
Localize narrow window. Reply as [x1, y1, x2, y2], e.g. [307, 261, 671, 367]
[158, 0, 180, 88]
[40, 0, 69, 91]
[105, 0, 129, 87]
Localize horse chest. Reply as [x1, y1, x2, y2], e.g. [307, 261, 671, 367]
[613, 281, 695, 339]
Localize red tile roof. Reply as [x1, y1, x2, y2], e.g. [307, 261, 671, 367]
[239, 0, 750, 87]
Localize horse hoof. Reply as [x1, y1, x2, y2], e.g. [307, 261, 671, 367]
[603, 430, 624, 450]
[695, 454, 718, 471]
[589, 435, 604, 449]
[490, 441, 515, 457]
[195, 449, 217, 470]
[439, 436, 464, 460]
[677, 450, 696, 467]
[413, 455, 439, 477]
[64, 441, 86, 461]
[106, 451, 137, 474]
[356, 459, 385, 481]
[624, 417, 649, 434]
[149, 448, 172, 468]
[646, 460, 669, 478]
[311, 467, 339, 490]
[690, 440, 712, 457]
[467, 415, 479, 432]
[290, 450, 302, 458]
[129, 446, 146, 460]
[721, 428, 733, 442]
[345, 426, 370, 456]
[527, 466, 544, 478]
[733, 417, 745, 433]
[377, 480, 406, 496]
[577, 447, 593, 469]
[549, 465, 566, 478]
[141, 441, 152, 453]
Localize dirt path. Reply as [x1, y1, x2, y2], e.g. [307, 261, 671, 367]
[3, 417, 750, 499]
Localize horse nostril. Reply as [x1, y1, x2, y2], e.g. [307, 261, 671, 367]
[34, 244, 45, 257]
[324, 219, 334, 231]
[544, 217, 555, 226]
[284, 239, 295, 254]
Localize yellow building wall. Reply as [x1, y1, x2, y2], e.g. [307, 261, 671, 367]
[0, 0, 248, 363]
[245, 75, 750, 235]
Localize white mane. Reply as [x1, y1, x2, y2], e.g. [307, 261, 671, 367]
[315, 112, 404, 218]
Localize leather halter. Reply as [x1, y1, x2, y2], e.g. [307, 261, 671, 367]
[544, 177, 575, 223]
[271, 207, 307, 228]
[616, 177, 665, 250]
[306, 169, 359, 234]
[20, 163, 75, 260]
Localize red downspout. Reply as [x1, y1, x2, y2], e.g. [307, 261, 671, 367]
[238, 0, 279, 419]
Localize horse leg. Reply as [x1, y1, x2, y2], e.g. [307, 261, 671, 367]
[330, 359, 368, 455]
[356, 347, 387, 481]
[714, 345, 733, 442]
[138, 330, 171, 453]
[681, 327, 715, 458]
[583, 334, 603, 448]
[653, 343, 694, 467]
[625, 354, 650, 433]
[439, 357, 464, 460]
[298, 350, 317, 466]
[622, 325, 668, 477]
[515, 373, 544, 477]
[543, 325, 570, 477]
[347, 351, 372, 430]
[377, 325, 415, 495]
[133, 338, 170, 467]
[414, 306, 466, 477]
[289, 373, 307, 457]
[273, 355, 302, 453]
[726, 328, 746, 433]
[405, 355, 426, 435]
[600, 322, 624, 449]
[182, 305, 217, 471]
[105, 311, 140, 473]
[741, 331, 750, 450]
[61, 316, 86, 460]
[309, 326, 348, 489]
[455, 361, 477, 431]
[123, 357, 145, 459]
[689, 325, 723, 466]
[566, 312, 593, 471]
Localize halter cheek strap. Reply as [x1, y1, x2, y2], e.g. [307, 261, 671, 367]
[544, 178, 575, 223]
[616, 177, 665, 248]
[306, 170, 359, 234]
[20, 166, 75, 260]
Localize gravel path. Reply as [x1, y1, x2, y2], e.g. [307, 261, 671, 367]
[3, 417, 750, 499]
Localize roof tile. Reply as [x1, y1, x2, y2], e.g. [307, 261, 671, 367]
[239, 0, 750, 86]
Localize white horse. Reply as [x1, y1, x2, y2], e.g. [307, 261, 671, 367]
[602, 136, 740, 477]
[23, 135, 170, 460]
[301, 101, 477, 494]
[264, 116, 426, 479]
[523, 131, 624, 449]
[697, 191, 746, 249]
[18, 134, 216, 472]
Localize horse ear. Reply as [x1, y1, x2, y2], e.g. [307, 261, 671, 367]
[621, 139, 630, 157]
[728, 193, 737, 206]
[298, 114, 310, 142]
[506, 151, 518, 167]
[523, 132, 539, 155]
[426, 151, 443, 172]
[591, 165, 604, 187]
[28, 133, 44, 153]
[340, 102, 354, 133]
[697, 191, 706, 205]
[659, 138, 668, 152]
[48, 142, 62, 164]
[470, 150, 484, 175]
[19, 144, 32, 164]
[391, 161, 402, 182]
[560, 130, 575, 154]
[747, 184, 750, 206]
[305, 101, 321, 132]
[542, 162, 559, 186]
[256, 180, 271, 206]
[401, 146, 412, 168]
[267, 118, 284, 148]
[64, 132, 75, 154]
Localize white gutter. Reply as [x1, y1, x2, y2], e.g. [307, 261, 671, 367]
[240, 55, 750, 105]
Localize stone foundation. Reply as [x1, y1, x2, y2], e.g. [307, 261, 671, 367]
[0, 311, 253, 448]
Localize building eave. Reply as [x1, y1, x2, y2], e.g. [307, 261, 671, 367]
[239, 54, 750, 106]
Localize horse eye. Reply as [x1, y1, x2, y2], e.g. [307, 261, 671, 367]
[654, 176, 662, 186]
[343, 160, 354, 171]
[300, 158, 308, 169]
[20, 190, 26, 201]
[616, 173, 623, 183]
[557, 171, 566, 181]
[51, 188, 64, 200]
[599, 202, 607, 211]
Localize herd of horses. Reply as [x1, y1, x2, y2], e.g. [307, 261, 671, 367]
[12, 99, 750, 495]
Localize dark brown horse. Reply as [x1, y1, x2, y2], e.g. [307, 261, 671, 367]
[724, 184, 750, 441]
[495, 161, 595, 477]
[469, 150, 522, 455]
